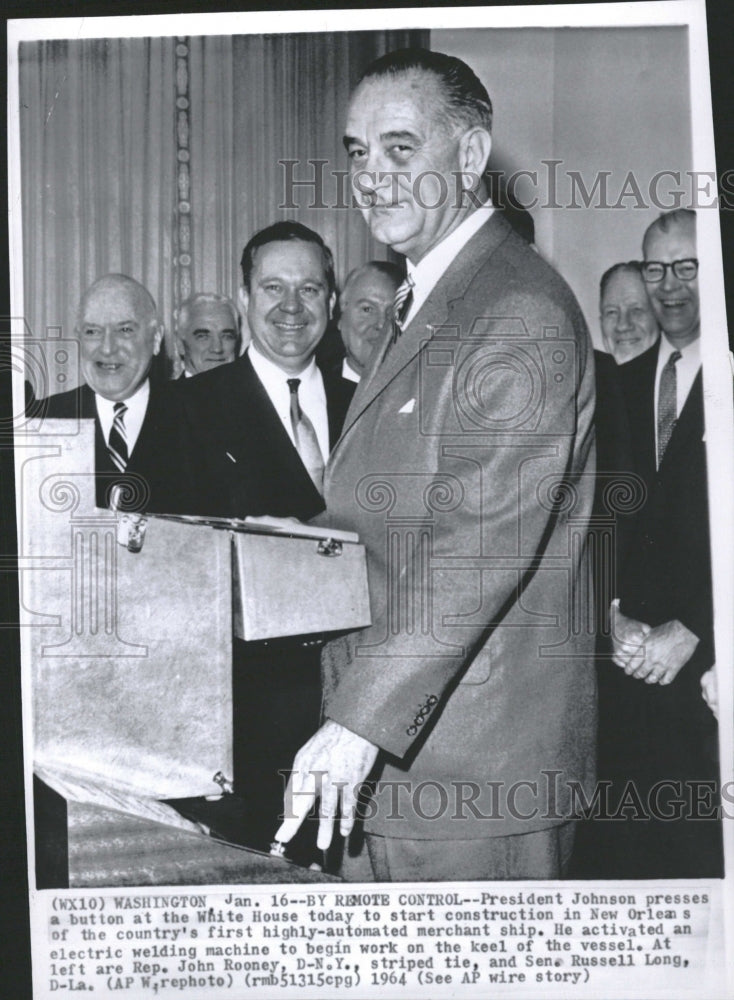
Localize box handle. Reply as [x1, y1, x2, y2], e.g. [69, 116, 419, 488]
[317, 538, 343, 557]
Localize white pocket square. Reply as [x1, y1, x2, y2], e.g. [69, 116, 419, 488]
[398, 398, 416, 414]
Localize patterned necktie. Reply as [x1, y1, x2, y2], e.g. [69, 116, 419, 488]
[286, 378, 324, 493]
[391, 275, 415, 343]
[108, 401, 128, 472]
[657, 350, 681, 467]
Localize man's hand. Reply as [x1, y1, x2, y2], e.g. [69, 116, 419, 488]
[610, 601, 650, 671]
[275, 720, 379, 851]
[629, 619, 700, 685]
[701, 667, 719, 719]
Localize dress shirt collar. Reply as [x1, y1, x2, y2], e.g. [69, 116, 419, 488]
[248, 342, 319, 392]
[405, 198, 495, 325]
[95, 379, 150, 454]
[654, 333, 701, 403]
[653, 334, 701, 464]
[247, 344, 328, 460]
[341, 358, 361, 384]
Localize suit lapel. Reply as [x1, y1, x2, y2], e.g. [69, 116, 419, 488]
[620, 343, 658, 484]
[236, 353, 324, 504]
[334, 212, 514, 449]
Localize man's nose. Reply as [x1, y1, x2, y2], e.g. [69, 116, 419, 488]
[279, 287, 303, 313]
[378, 307, 393, 334]
[99, 328, 117, 355]
[353, 153, 394, 199]
[209, 333, 225, 354]
[661, 264, 680, 291]
[616, 309, 634, 332]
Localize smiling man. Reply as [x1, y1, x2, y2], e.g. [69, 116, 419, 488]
[176, 292, 241, 376]
[179, 221, 353, 519]
[35, 273, 181, 512]
[600, 261, 659, 364]
[280, 48, 597, 882]
[338, 261, 402, 385]
[177, 222, 355, 854]
[607, 209, 720, 877]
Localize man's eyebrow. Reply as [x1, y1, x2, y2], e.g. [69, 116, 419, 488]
[380, 130, 421, 144]
[343, 134, 361, 150]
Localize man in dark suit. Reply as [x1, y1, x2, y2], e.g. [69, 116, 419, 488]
[599, 260, 659, 365]
[335, 261, 402, 397]
[609, 209, 721, 877]
[278, 49, 596, 881]
[34, 274, 181, 514]
[174, 291, 241, 378]
[178, 222, 353, 856]
[179, 222, 352, 520]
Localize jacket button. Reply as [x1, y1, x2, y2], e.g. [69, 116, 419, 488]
[407, 725, 417, 736]
[419, 706, 430, 718]
[427, 695, 438, 706]
[415, 716, 424, 727]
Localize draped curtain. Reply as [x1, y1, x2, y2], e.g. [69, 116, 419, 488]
[19, 38, 177, 395]
[19, 29, 427, 389]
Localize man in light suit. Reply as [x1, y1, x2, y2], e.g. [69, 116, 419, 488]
[178, 222, 353, 857]
[34, 273, 182, 513]
[608, 209, 721, 877]
[279, 48, 596, 881]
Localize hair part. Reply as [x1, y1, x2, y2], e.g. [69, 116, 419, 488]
[358, 47, 493, 136]
[176, 291, 239, 338]
[643, 208, 697, 254]
[240, 220, 336, 297]
[341, 260, 404, 303]
[599, 260, 645, 301]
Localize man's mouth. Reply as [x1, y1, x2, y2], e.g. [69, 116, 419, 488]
[659, 298, 689, 310]
[274, 322, 307, 331]
[95, 362, 123, 371]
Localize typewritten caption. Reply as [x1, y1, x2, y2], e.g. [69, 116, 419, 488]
[34, 885, 720, 998]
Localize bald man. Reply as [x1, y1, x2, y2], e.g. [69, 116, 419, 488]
[35, 273, 184, 512]
[337, 261, 402, 388]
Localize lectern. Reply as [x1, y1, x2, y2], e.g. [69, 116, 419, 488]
[21, 421, 370, 886]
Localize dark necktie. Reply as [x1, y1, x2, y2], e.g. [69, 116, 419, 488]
[657, 350, 681, 467]
[391, 275, 415, 344]
[286, 378, 324, 493]
[108, 401, 128, 472]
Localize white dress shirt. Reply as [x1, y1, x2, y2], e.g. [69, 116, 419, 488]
[248, 344, 329, 461]
[341, 358, 361, 383]
[95, 379, 150, 455]
[653, 334, 701, 462]
[404, 199, 495, 327]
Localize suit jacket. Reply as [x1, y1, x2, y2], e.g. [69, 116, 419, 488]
[177, 351, 353, 519]
[320, 212, 597, 839]
[617, 342, 712, 672]
[35, 381, 184, 513]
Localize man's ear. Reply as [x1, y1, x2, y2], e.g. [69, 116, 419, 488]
[459, 127, 492, 192]
[329, 290, 337, 320]
[153, 322, 164, 356]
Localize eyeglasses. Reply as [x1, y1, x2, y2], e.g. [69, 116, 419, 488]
[641, 258, 698, 283]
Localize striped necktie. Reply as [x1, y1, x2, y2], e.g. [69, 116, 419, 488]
[657, 350, 681, 467]
[287, 378, 324, 494]
[108, 401, 129, 472]
[391, 275, 415, 343]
